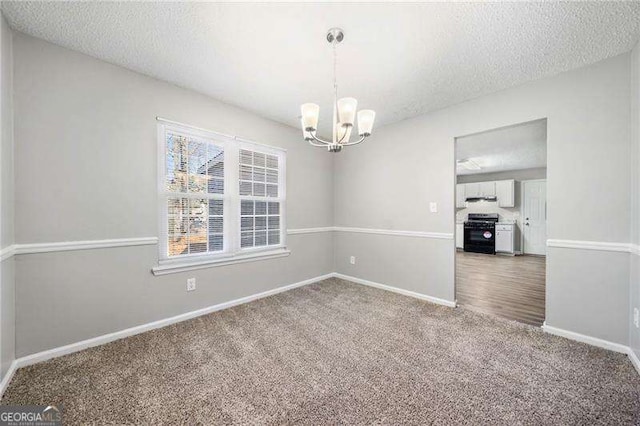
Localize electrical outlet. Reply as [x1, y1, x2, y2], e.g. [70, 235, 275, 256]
[187, 278, 196, 292]
[350, 256, 356, 265]
[429, 202, 438, 213]
[634, 308, 639, 328]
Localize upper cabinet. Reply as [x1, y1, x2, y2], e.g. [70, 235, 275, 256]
[456, 184, 466, 208]
[464, 182, 481, 198]
[457, 179, 515, 208]
[495, 179, 515, 207]
[479, 181, 496, 197]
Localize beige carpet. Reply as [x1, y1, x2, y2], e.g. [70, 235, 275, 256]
[3, 278, 639, 424]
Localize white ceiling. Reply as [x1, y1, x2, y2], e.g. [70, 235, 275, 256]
[456, 119, 547, 175]
[3, 2, 640, 137]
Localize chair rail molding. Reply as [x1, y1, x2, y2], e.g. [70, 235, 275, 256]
[547, 239, 633, 253]
[13, 237, 159, 255]
[287, 227, 334, 235]
[333, 227, 454, 239]
[0, 244, 16, 261]
[5, 235, 638, 259]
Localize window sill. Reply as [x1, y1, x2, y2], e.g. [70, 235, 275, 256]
[151, 248, 291, 276]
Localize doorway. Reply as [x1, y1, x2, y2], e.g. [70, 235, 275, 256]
[454, 119, 547, 326]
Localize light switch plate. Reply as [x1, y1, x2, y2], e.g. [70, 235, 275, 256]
[429, 202, 438, 213]
[634, 308, 639, 328]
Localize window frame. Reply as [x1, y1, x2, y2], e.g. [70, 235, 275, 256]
[156, 120, 287, 271]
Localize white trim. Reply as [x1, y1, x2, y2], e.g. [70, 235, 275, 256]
[3, 274, 637, 396]
[288, 227, 454, 239]
[628, 348, 640, 375]
[541, 322, 629, 353]
[332, 272, 457, 308]
[157, 117, 236, 142]
[15, 237, 158, 255]
[334, 227, 454, 240]
[287, 227, 334, 235]
[13, 273, 333, 371]
[156, 116, 287, 153]
[151, 248, 290, 275]
[546, 239, 632, 253]
[157, 120, 287, 264]
[0, 244, 15, 261]
[0, 360, 17, 399]
[2, 236, 636, 258]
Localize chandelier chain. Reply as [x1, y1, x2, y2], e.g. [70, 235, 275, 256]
[333, 40, 338, 101]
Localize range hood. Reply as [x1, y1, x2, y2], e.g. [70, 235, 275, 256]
[465, 196, 497, 203]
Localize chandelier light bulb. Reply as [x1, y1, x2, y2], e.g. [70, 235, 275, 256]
[357, 110, 376, 136]
[301, 119, 315, 141]
[300, 103, 319, 131]
[337, 97, 358, 127]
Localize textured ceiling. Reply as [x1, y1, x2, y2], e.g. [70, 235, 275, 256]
[456, 119, 547, 175]
[3, 2, 640, 136]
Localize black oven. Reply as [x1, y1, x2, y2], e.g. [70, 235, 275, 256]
[464, 213, 499, 254]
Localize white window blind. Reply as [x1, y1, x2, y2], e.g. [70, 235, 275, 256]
[239, 149, 282, 249]
[158, 121, 286, 265]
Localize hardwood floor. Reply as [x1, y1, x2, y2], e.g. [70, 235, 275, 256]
[455, 251, 545, 326]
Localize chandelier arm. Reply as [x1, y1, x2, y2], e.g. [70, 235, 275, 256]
[339, 135, 367, 146]
[337, 129, 348, 144]
[309, 132, 332, 145]
[307, 139, 330, 147]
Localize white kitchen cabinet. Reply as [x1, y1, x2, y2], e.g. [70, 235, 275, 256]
[464, 182, 481, 198]
[495, 223, 515, 254]
[495, 179, 515, 207]
[479, 181, 496, 197]
[456, 184, 466, 208]
[456, 223, 464, 249]
[465, 181, 495, 198]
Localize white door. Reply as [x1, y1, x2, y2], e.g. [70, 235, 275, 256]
[522, 180, 547, 255]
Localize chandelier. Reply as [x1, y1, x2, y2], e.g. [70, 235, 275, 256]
[300, 28, 376, 153]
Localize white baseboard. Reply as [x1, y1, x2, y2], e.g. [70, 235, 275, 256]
[4, 274, 637, 399]
[13, 273, 334, 371]
[9, 272, 455, 378]
[541, 323, 640, 377]
[0, 361, 18, 399]
[541, 322, 629, 353]
[332, 273, 457, 308]
[628, 348, 640, 375]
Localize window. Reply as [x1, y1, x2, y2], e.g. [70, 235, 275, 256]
[239, 149, 282, 249]
[157, 120, 286, 270]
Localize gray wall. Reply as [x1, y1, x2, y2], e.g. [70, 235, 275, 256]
[334, 53, 632, 344]
[12, 33, 334, 357]
[5, 30, 639, 360]
[0, 14, 15, 379]
[456, 167, 547, 184]
[630, 42, 640, 360]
